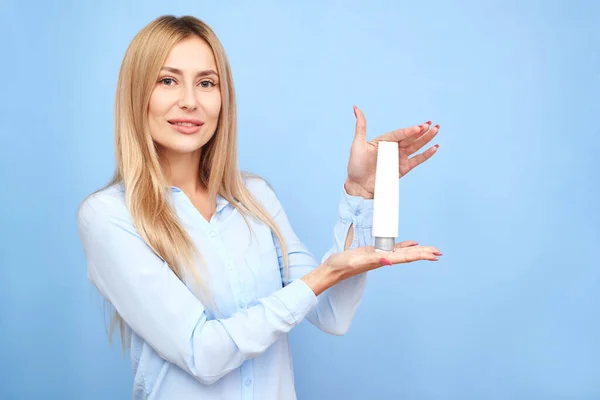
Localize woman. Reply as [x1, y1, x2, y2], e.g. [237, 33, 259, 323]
[77, 15, 441, 400]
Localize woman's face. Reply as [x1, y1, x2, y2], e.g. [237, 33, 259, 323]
[148, 36, 222, 155]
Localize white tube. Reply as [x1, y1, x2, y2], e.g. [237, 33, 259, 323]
[372, 141, 399, 252]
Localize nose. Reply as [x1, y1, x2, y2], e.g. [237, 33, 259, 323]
[177, 84, 197, 110]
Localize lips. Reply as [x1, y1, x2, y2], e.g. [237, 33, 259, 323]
[168, 118, 204, 135]
[168, 118, 204, 126]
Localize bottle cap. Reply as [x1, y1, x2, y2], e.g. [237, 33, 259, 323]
[374, 237, 395, 252]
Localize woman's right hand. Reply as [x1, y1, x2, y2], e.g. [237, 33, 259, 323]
[301, 241, 442, 296]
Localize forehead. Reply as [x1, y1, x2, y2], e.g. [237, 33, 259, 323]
[163, 36, 217, 71]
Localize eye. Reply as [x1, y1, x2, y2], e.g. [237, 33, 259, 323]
[199, 80, 216, 88]
[159, 77, 176, 86]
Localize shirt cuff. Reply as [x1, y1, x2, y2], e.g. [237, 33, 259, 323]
[273, 279, 318, 325]
[338, 185, 374, 228]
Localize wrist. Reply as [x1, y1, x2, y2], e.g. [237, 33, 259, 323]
[344, 179, 373, 199]
[301, 263, 345, 296]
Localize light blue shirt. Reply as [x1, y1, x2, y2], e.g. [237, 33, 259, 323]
[77, 176, 374, 400]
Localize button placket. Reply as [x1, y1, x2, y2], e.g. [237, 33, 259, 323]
[241, 359, 254, 398]
[204, 229, 245, 314]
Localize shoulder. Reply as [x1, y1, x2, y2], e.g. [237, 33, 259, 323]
[241, 172, 279, 207]
[77, 183, 130, 232]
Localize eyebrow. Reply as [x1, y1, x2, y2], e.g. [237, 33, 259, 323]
[160, 66, 218, 78]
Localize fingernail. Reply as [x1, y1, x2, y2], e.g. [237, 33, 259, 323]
[380, 257, 393, 266]
[353, 105, 357, 118]
[435, 124, 440, 129]
[435, 144, 439, 149]
[434, 252, 443, 256]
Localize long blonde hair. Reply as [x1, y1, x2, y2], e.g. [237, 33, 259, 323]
[94, 15, 289, 347]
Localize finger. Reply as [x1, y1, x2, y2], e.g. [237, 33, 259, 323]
[395, 240, 419, 248]
[402, 121, 432, 146]
[403, 124, 439, 155]
[405, 145, 439, 173]
[353, 105, 367, 141]
[377, 245, 442, 264]
[379, 257, 393, 266]
[404, 246, 439, 262]
[374, 124, 421, 143]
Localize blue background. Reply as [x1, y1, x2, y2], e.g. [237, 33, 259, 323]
[1, 0, 599, 399]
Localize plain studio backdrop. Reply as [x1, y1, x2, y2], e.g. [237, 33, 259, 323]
[1, 1, 598, 399]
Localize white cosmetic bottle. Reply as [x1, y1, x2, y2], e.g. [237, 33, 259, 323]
[372, 141, 399, 252]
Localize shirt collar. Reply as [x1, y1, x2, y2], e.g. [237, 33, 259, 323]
[171, 186, 230, 213]
[215, 194, 229, 212]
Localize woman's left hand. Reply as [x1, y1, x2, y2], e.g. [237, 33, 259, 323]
[344, 105, 440, 199]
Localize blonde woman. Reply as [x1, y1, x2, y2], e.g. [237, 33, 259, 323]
[77, 15, 442, 400]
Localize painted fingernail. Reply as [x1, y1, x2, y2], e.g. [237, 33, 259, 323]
[435, 124, 440, 129]
[380, 257, 393, 266]
[353, 105, 357, 118]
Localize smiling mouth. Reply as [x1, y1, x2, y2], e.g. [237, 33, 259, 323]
[169, 121, 202, 127]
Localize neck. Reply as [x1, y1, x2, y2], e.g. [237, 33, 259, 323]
[160, 147, 205, 196]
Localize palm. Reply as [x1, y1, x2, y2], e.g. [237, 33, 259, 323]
[346, 106, 440, 197]
[325, 240, 441, 276]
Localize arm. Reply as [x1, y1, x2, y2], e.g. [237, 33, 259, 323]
[311, 185, 373, 334]
[262, 181, 374, 336]
[77, 193, 319, 385]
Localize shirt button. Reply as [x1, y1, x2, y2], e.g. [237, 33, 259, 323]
[245, 379, 252, 387]
[239, 301, 245, 309]
[209, 231, 217, 238]
[354, 209, 361, 216]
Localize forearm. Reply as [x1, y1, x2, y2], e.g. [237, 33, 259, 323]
[300, 262, 346, 297]
[301, 212, 372, 334]
[263, 180, 373, 335]
[343, 177, 370, 249]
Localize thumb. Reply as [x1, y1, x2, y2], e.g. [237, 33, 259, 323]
[353, 105, 367, 141]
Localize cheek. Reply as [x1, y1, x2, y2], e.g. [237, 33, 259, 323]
[149, 94, 169, 120]
[148, 92, 176, 138]
[203, 92, 222, 120]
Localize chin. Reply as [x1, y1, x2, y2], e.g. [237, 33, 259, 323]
[155, 135, 209, 155]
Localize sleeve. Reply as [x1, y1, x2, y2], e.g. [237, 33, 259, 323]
[264, 182, 374, 336]
[77, 193, 318, 385]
